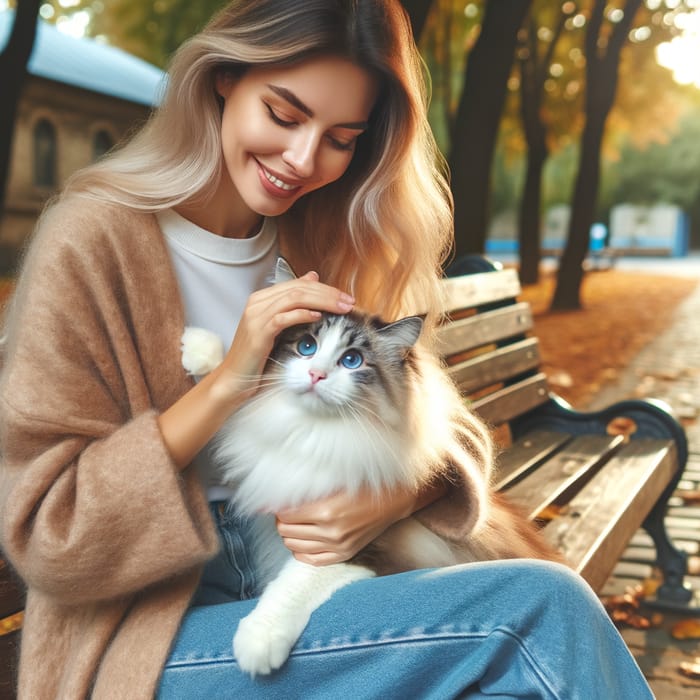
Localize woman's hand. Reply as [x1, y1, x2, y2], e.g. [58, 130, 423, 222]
[158, 271, 354, 469]
[215, 271, 355, 402]
[275, 481, 447, 566]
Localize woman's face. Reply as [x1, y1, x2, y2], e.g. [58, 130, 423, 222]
[216, 55, 378, 221]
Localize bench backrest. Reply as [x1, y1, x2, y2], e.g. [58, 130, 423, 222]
[437, 268, 549, 427]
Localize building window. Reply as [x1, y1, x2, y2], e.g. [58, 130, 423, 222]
[93, 129, 114, 160]
[33, 119, 57, 188]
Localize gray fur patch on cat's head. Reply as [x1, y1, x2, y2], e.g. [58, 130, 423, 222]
[274, 257, 297, 284]
[377, 316, 423, 351]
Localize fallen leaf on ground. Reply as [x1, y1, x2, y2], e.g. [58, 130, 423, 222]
[676, 490, 700, 506]
[535, 504, 564, 522]
[602, 583, 663, 630]
[671, 619, 700, 640]
[640, 577, 661, 598]
[679, 659, 700, 680]
[606, 416, 638, 441]
[0, 611, 23, 635]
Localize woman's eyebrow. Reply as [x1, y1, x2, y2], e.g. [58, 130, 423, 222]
[267, 84, 369, 130]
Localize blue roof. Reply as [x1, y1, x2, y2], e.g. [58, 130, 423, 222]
[0, 9, 165, 107]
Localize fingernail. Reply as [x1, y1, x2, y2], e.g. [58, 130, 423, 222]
[337, 301, 354, 312]
[340, 293, 355, 304]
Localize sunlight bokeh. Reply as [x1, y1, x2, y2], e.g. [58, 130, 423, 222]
[656, 9, 700, 89]
[39, 0, 90, 38]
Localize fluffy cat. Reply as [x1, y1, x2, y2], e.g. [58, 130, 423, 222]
[182, 261, 561, 677]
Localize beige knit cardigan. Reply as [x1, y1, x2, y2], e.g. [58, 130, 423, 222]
[0, 197, 486, 699]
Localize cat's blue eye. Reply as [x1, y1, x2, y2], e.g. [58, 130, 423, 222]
[297, 335, 317, 357]
[340, 350, 363, 369]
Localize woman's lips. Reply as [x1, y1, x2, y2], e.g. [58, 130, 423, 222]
[256, 161, 302, 198]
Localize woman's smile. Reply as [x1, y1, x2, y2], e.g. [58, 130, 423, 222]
[256, 159, 303, 197]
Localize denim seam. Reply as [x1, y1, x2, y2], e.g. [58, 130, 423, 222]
[301, 627, 560, 699]
[165, 627, 561, 698]
[165, 632, 485, 667]
[219, 521, 256, 598]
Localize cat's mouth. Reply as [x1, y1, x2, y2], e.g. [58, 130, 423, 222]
[295, 385, 344, 414]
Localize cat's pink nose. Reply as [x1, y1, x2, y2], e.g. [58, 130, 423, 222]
[309, 369, 327, 385]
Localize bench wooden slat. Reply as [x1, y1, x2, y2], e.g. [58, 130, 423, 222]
[470, 373, 549, 426]
[440, 268, 520, 315]
[542, 439, 678, 590]
[505, 434, 625, 519]
[448, 338, 540, 394]
[436, 303, 533, 357]
[494, 430, 573, 490]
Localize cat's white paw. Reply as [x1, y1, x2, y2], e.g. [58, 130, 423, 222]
[181, 327, 224, 376]
[233, 611, 299, 676]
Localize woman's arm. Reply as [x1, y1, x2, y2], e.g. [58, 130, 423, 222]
[275, 479, 448, 566]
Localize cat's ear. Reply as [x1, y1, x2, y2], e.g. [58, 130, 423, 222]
[377, 316, 423, 352]
[274, 257, 298, 284]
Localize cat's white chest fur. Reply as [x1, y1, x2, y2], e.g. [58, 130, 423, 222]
[216, 388, 414, 514]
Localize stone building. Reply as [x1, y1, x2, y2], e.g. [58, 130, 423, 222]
[0, 11, 164, 271]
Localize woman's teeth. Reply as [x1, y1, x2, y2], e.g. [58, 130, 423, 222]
[263, 168, 296, 191]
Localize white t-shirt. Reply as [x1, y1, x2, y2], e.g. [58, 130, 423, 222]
[157, 208, 279, 500]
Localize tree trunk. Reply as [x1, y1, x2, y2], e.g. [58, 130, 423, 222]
[518, 143, 547, 285]
[516, 9, 569, 286]
[448, 0, 532, 258]
[550, 0, 643, 310]
[0, 0, 42, 213]
[400, 0, 434, 41]
[550, 114, 606, 308]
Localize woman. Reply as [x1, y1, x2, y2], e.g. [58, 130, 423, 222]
[0, 1, 653, 697]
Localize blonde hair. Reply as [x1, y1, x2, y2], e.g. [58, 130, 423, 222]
[63, 0, 453, 322]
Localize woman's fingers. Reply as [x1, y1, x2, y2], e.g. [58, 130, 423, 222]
[251, 281, 355, 323]
[277, 532, 357, 566]
[223, 272, 353, 370]
[276, 518, 338, 544]
[288, 550, 349, 566]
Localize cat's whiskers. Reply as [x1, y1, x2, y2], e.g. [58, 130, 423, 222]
[346, 395, 393, 432]
[237, 383, 287, 411]
[264, 357, 285, 368]
[253, 376, 286, 389]
[222, 373, 267, 385]
[342, 401, 398, 458]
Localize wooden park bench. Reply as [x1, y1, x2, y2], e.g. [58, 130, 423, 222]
[0, 257, 694, 696]
[439, 256, 693, 606]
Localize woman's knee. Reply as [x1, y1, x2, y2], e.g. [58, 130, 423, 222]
[492, 559, 607, 628]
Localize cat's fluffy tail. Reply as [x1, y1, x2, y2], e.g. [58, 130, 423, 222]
[462, 491, 565, 564]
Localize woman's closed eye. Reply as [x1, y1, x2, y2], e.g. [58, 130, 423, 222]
[264, 103, 357, 152]
[265, 102, 297, 127]
[327, 135, 357, 152]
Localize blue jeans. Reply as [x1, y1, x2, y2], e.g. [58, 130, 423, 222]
[158, 503, 653, 699]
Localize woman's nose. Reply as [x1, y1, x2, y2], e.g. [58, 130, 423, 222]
[282, 129, 319, 178]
